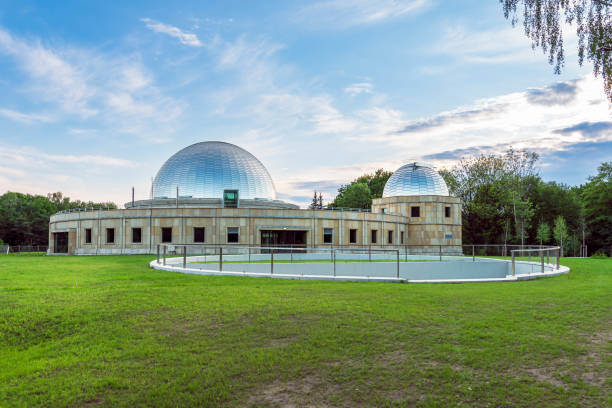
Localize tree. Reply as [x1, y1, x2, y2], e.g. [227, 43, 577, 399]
[500, 0, 612, 102]
[331, 183, 372, 209]
[553, 216, 569, 256]
[582, 161, 612, 254]
[536, 221, 551, 246]
[0, 192, 117, 246]
[309, 191, 319, 209]
[331, 168, 392, 208]
[440, 148, 539, 245]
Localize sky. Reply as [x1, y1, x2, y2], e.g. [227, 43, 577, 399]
[0, 0, 610, 208]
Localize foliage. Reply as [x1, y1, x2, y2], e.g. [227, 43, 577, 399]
[536, 221, 551, 245]
[0, 255, 610, 407]
[440, 149, 539, 245]
[331, 182, 372, 209]
[330, 169, 391, 208]
[553, 216, 569, 254]
[582, 161, 612, 254]
[0, 192, 116, 246]
[500, 0, 612, 102]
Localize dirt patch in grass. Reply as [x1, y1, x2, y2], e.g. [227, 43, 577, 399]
[247, 374, 339, 408]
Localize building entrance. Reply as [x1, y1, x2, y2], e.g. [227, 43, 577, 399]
[260, 230, 307, 252]
[54, 232, 69, 253]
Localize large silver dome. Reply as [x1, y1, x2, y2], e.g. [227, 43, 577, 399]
[383, 162, 449, 197]
[152, 141, 277, 200]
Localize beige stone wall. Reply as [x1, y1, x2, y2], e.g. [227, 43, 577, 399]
[49, 201, 462, 254]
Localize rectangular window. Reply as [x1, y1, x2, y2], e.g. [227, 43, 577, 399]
[411, 206, 420, 217]
[323, 228, 333, 244]
[106, 228, 115, 244]
[132, 228, 142, 243]
[445, 206, 451, 218]
[223, 190, 239, 208]
[388, 230, 393, 244]
[349, 229, 357, 244]
[227, 227, 239, 243]
[381, 208, 386, 214]
[401, 231, 404, 244]
[371, 229, 377, 244]
[161, 227, 172, 243]
[85, 228, 92, 244]
[194, 227, 205, 243]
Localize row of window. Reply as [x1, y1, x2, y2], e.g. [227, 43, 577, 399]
[85, 227, 214, 244]
[84, 227, 406, 245]
[381, 206, 452, 217]
[323, 228, 404, 245]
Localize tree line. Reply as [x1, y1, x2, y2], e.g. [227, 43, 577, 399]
[328, 151, 611, 256]
[0, 192, 116, 246]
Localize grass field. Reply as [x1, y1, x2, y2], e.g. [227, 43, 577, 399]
[0, 255, 610, 407]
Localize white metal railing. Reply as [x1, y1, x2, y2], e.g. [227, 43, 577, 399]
[510, 246, 561, 276]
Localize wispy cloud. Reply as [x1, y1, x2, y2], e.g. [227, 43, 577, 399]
[141, 18, 203, 47]
[526, 80, 579, 106]
[0, 26, 183, 138]
[0, 108, 54, 124]
[298, 0, 430, 28]
[344, 82, 373, 96]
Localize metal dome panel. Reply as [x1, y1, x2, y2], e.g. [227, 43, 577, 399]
[383, 162, 449, 197]
[152, 141, 277, 200]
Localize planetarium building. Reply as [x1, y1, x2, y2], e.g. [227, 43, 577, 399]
[48, 142, 461, 254]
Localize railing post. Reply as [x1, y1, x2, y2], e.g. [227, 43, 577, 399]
[547, 250, 550, 265]
[271, 249, 274, 275]
[163, 245, 166, 266]
[219, 247, 223, 272]
[396, 250, 400, 279]
[183, 245, 187, 269]
[556, 248, 560, 270]
[512, 250, 515, 276]
[472, 245, 475, 262]
[249, 246, 251, 263]
[291, 248, 293, 263]
[333, 249, 336, 277]
[541, 250, 544, 273]
[157, 244, 160, 264]
[369, 245, 371, 262]
[439, 245, 442, 262]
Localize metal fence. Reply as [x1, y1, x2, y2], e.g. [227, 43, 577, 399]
[154, 243, 562, 281]
[1, 245, 48, 253]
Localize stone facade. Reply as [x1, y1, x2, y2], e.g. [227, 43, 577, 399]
[48, 197, 462, 255]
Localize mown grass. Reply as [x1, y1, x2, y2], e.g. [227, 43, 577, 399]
[0, 255, 610, 407]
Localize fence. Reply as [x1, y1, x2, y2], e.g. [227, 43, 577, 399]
[0, 245, 48, 253]
[153, 244, 564, 282]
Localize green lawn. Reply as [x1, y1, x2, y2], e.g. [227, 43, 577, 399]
[0, 255, 610, 407]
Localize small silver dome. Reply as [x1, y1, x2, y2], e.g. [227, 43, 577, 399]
[383, 162, 449, 197]
[152, 141, 277, 200]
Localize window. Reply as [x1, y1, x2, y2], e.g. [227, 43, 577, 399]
[227, 227, 239, 243]
[323, 228, 333, 244]
[194, 227, 205, 243]
[85, 228, 92, 244]
[106, 228, 115, 244]
[381, 208, 386, 214]
[411, 206, 420, 217]
[349, 229, 357, 244]
[223, 190, 239, 208]
[445, 206, 451, 218]
[162, 227, 172, 243]
[401, 231, 404, 244]
[371, 229, 377, 244]
[132, 228, 142, 243]
[388, 230, 393, 244]
[445, 233, 453, 240]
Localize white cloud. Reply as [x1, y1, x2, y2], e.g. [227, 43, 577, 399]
[0, 108, 54, 124]
[141, 18, 203, 47]
[344, 82, 373, 96]
[299, 0, 431, 28]
[0, 26, 184, 138]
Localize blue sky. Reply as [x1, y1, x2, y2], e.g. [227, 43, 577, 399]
[0, 0, 610, 207]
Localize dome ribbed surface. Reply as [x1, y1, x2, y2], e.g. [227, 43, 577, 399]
[383, 162, 449, 197]
[152, 141, 276, 200]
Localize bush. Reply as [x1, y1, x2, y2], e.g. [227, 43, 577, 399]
[591, 250, 609, 259]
